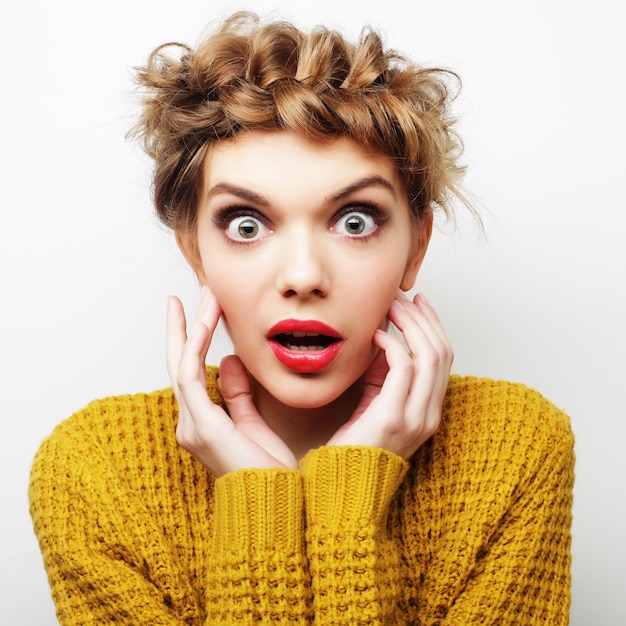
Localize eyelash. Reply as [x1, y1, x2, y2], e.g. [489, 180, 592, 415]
[212, 206, 266, 230]
[211, 202, 388, 244]
[212, 206, 269, 245]
[333, 203, 388, 239]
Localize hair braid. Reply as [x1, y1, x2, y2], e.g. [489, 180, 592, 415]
[131, 11, 469, 231]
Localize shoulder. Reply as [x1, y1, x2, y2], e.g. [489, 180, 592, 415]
[422, 375, 575, 488]
[442, 374, 573, 445]
[31, 366, 222, 470]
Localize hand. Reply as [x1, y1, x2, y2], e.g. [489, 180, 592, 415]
[166, 287, 298, 476]
[325, 291, 453, 460]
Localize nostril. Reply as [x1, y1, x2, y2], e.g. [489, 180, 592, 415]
[276, 251, 329, 297]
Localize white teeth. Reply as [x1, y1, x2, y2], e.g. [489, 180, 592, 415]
[289, 331, 320, 338]
[285, 343, 325, 351]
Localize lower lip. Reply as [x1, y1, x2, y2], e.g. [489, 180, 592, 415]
[267, 340, 344, 372]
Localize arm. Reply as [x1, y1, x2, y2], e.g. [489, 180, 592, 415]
[438, 404, 575, 625]
[204, 469, 311, 624]
[301, 446, 409, 625]
[30, 425, 193, 625]
[29, 400, 312, 625]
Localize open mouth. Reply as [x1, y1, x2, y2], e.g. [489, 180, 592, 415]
[273, 332, 339, 352]
[267, 319, 344, 372]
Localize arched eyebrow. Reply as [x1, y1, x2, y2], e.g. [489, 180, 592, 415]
[206, 183, 269, 206]
[330, 176, 397, 201]
[206, 175, 397, 206]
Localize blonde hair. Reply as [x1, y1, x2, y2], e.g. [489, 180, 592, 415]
[131, 12, 468, 232]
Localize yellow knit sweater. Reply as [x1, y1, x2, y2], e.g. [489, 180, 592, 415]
[29, 371, 574, 625]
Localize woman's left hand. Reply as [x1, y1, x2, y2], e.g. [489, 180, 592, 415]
[325, 291, 453, 460]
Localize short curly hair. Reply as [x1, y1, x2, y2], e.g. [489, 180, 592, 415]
[131, 12, 468, 232]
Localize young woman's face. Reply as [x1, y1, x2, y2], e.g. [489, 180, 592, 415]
[184, 131, 429, 410]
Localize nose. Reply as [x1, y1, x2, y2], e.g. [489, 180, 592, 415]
[275, 228, 329, 298]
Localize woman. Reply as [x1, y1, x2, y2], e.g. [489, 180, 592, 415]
[29, 13, 574, 625]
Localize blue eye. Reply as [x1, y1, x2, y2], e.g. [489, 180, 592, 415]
[335, 211, 377, 236]
[226, 215, 268, 241]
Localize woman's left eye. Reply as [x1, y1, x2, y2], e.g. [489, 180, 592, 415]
[334, 211, 377, 237]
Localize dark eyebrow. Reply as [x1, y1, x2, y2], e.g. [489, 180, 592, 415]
[206, 176, 397, 206]
[206, 182, 269, 206]
[330, 176, 397, 201]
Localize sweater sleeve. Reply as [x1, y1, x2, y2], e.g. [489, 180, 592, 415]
[29, 425, 193, 625]
[439, 409, 575, 625]
[204, 469, 311, 624]
[29, 395, 312, 625]
[413, 380, 576, 625]
[300, 446, 409, 625]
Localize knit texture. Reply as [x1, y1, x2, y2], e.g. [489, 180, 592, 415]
[29, 371, 574, 625]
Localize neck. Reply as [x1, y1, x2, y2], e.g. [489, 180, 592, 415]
[251, 377, 363, 461]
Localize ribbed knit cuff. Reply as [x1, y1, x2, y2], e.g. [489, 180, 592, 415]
[212, 469, 304, 553]
[300, 446, 408, 528]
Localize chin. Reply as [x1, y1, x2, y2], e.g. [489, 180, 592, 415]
[257, 373, 362, 412]
[284, 396, 343, 411]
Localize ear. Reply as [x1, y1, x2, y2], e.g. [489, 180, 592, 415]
[175, 231, 207, 285]
[400, 212, 433, 291]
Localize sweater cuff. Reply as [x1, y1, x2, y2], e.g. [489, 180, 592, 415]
[300, 446, 408, 528]
[212, 469, 304, 553]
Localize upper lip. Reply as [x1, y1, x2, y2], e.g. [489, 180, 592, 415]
[267, 319, 342, 340]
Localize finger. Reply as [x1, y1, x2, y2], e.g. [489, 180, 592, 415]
[166, 295, 187, 389]
[369, 328, 415, 415]
[192, 285, 222, 338]
[219, 355, 298, 468]
[361, 347, 389, 390]
[218, 355, 257, 424]
[372, 327, 441, 454]
[169, 288, 222, 387]
[394, 292, 451, 359]
[174, 323, 234, 449]
[173, 289, 222, 433]
[166, 295, 195, 443]
[409, 294, 454, 390]
[388, 298, 448, 422]
[390, 295, 453, 378]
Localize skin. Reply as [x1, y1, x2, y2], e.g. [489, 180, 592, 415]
[167, 131, 453, 474]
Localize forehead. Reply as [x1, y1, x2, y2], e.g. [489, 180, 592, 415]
[202, 130, 406, 199]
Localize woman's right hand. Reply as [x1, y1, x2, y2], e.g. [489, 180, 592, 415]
[166, 287, 298, 476]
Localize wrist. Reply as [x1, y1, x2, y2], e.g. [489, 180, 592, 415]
[300, 446, 408, 528]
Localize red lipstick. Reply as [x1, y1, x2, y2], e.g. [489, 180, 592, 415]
[267, 319, 344, 373]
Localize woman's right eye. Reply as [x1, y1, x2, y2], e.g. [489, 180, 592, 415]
[225, 215, 269, 242]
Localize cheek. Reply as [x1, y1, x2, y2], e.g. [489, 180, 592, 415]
[362, 265, 403, 308]
[205, 279, 258, 345]
[344, 277, 398, 337]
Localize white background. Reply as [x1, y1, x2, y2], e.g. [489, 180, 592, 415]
[1, 0, 624, 623]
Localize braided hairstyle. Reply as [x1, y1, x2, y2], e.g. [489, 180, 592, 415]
[131, 12, 468, 233]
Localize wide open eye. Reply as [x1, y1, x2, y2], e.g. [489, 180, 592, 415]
[225, 215, 268, 242]
[334, 211, 377, 237]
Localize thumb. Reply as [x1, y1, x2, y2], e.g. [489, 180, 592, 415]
[362, 339, 390, 389]
[218, 355, 258, 424]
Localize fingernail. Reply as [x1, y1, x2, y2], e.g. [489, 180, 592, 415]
[418, 293, 430, 306]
